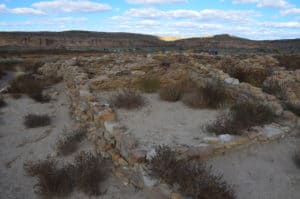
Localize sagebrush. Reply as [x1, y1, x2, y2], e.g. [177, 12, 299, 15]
[24, 114, 51, 128]
[159, 85, 182, 102]
[110, 89, 145, 109]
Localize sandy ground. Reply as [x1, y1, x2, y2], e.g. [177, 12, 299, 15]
[0, 84, 149, 199]
[98, 92, 219, 150]
[210, 136, 300, 199]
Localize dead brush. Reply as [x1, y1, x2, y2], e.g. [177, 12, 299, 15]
[226, 67, 267, 87]
[0, 98, 6, 108]
[0, 69, 5, 79]
[206, 102, 277, 135]
[263, 80, 287, 100]
[148, 146, 235, 199]
[24, 114, 51, 128]
[23, 158, 75, 197]
[284, 102, 300, 117]
[56, 128, 86, 156]
[138, 77, 160, 93]
[159, 84, 182, 102]
[182, 80, 230, 109]
[110, 89, 145, 109]
[8, 74, 50, 103]
[74, 151, 105, 196]
[293, 150, 300, 169]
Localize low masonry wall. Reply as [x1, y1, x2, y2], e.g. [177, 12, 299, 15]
[39, 57, 299, 198]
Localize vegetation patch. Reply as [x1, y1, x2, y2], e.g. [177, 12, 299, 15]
[56, 128, 86, 156]
[110, 89, 145, 109]
[0, 98, 7, 108]
[24, 114, 51, 128]
[182, 80, 230, 109]
[149, 146, 235, 199]
[24, 158, 75, 197]
[0, 69, 5, 79]
[263, 80, 287, 100]
[275, 55, 300, 70]
[206, 102, 277, 135]
[284, 102, 300, 117]
[159, 84, 182, 102]
[138, 77, 160, 93]
[293, 150, 300, 169]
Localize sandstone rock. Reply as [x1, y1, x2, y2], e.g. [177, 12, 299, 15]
[96, 109, 116, 122]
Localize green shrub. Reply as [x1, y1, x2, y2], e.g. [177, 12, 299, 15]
[206, 102, 277, 135]
[138, 77, 160, 93]
[149, 146, 235, 199]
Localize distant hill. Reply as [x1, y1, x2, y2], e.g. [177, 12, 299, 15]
[0, 31, 299, 53]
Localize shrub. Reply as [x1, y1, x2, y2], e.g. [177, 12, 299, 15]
[138, 77, 160, 93]
[206, 102, 277, 135]
[110, 89, 145, 109]
[74, 152, 105, 196]
[0, 98, 6, 108]
[284, 102, 300, 117]
[263, 80, 287, 100]
[293, 150, 300, 169]
[56, 128, 86, 156]
[227, 67, 266, 87]
[148, 146, 235, 199]
[159, 85, 182, 102]
[8, 74, 50, 103]
[275, 55, 300, 70]
[23, 158, 75, 197]
[182, 80, 230, 109]
[24, 114, 51, 128]
[0, 69, 5, 79]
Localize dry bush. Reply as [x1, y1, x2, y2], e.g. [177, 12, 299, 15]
[110, 89, 145, 109]
[8, 74, 50, 103]
[74, 152, 105, 196]
[227, 67, 267, 87]
[293, 150, 300, 169]
[275, 55, 300, 70]
[206, 102, 277, 135]
[0, 98, 6, 108]
[24, 114, 51, 128]
[0, 69, 5, 79]
[149, 146, 235, 199]
[56, 128, 86, 156]
[284, 102, 300, 117]
[138, 77, 160, 93]
[159, 85, 182, 102]
[23, 158, 75, 197]
[263, 80, 287, 100]
[182, 80, 230, 109]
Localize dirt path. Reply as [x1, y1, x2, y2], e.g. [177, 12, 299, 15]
[210, 136, 300, 199]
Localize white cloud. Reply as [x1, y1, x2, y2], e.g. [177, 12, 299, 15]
[32, 0, 111, 13]
[10, 8, 45, 15]
[126, 0, 188, 5]
[233, 0, 290, 8]
[264, 21, 300, 28]
[0, 4, 7, 13]
[124, 8, 257, 23]
[280, 8, 300, 15]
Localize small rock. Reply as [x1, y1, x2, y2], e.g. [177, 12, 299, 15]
[218, 134, 234, 143]
[224, 77, 239, 85]
[146, 148, 157, 161]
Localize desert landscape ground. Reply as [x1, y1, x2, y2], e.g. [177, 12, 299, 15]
[0, 31, 300, 199]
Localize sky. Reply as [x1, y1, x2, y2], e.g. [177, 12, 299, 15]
[0, 0, 300, 40]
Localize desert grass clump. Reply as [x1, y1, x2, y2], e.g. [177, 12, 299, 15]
[182, 80, 230, 109]
[275, 54, 300, 70]
[138, 77, 160, 93]
[206, 102, 277, 135]
[23, 158, 75, 197]
[159, 85, 182, 102]
[148, 146, 235, 199]
[263, 80, 287, 100]
[56, 128, 86, 156]
[293, 150, 300, 169]
[227, 67, 267, 87]
[74, 152, 105, 196]
[24, 114, 51, 128]
[110, 89, 145, 109]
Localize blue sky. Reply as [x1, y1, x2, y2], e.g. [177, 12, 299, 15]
[0, 0, 300, 40]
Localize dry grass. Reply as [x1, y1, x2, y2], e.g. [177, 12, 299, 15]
[159, 85, 182, 102]
[263, 80, 287, 100]
[138, 77, 160, 93]
[74, 152, 105, 196]
[24, 158, 75, 197]
[226, 67, 267, 87]
[275, 54, 300, 70]
[0, 69, 5, 79]
[110, 89, 145, 109]
[24, 114, 51, 128]
[56, 128, 86, 156]
[206, 102, 277, 135]
[148, 146, 235, 199]
[182, 80, 230, 109]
